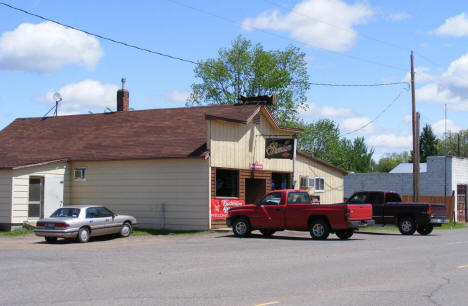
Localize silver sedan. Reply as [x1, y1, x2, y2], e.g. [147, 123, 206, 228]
[34, 206, 137, 243]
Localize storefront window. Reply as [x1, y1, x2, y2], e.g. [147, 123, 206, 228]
[216, 169, 239, 198]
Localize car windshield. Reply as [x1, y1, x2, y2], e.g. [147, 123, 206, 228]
[50, 208, 81, 218]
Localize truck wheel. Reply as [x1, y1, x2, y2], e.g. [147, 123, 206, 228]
[260, 229, 275, 237]
[398, 217, 416, 235]
[309, 220, 330, 240]
[232, 218, 251, 237]
[417, 224, 434, 235]
[336, 229, 354, 240]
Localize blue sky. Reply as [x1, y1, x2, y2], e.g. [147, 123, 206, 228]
[1, 0, 468, 159]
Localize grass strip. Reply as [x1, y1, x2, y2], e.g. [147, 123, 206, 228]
[0, 229, 34, 237]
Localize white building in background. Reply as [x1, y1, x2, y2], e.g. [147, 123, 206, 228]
[344, 156, 468, 222]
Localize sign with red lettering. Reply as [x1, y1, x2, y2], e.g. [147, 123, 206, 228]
[211, 199, 245, 220]
[249, 162, 263, 170]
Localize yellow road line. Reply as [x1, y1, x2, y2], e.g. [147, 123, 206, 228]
[255, 302, 280, 306]
[457, 264, 468, 269]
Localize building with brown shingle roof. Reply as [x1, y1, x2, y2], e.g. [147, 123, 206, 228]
[0, 89, 346, 231]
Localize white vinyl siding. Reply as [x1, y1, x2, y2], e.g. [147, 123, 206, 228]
[69, 159, 210, 231]
[209, 111, 296, 172]
[295, 155, 344, 204]
[11, 162, 67, 224]
[0, 170, 12, 224]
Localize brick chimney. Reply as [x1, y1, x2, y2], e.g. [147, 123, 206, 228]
[117, 89, 129, 111]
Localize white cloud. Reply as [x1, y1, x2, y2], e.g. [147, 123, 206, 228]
[434, 13, 468, 37]
[431, 119, 461, 136]
[0, 21, 103, 73]
[402, 66, 434, 83]
[39, 80, 118, 113]
[242, 0, 373, 51]
[166, 90, 190, 103]
[301, 103, 354, 120]
[402, 115, 412, 123]
[416, 53, 468, 111]
[340, 116, 375, 135]
[388, 12, 411, 21]
[367, 133, 412, 149]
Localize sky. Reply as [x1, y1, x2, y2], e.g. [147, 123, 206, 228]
[1, 0, 468, 159]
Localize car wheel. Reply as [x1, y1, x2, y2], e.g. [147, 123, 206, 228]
[416, 224, 434, 235]
[335, 229, 354, 240]
[260, 229, 275, 237]
[232, 218, 251, 237]
[309, 220, 330, 240]
[120, 222, 132, 237]
[77, 227, 90, 243]
[398, 217, 416, 235]
[45, 237, 57, 243]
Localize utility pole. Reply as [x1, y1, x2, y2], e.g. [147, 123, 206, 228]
[411, 51, 420, 202]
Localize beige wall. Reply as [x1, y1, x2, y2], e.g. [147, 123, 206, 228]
[11, 162, 67, 224]
[295, 155, 344, 204]
[209, 111, 295, 172]
[69, 159, 210, 231]
[0, 170, 12, 224]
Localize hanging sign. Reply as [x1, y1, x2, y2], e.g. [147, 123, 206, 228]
[211, 199, 245, 220]
[249, 162, 263, 170]
[265, 138, 294, 159]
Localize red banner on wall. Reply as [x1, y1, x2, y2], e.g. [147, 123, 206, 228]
[211, 199, 245, 220]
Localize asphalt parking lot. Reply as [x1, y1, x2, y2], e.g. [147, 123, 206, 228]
[1, 228, 468, 306]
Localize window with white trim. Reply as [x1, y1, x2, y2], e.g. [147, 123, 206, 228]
[74, 168, 86, 180]
[314, 177, 325, 192]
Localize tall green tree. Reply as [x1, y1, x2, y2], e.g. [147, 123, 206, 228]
[437, 129, 468, 157]
[187, 36, 310, 123]
[291, 119, 374, 172]
[375, 151, 411, 173]
[419, 124, 439, 162]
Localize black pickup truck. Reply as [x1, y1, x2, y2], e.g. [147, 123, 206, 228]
[346, 191, 450, 235]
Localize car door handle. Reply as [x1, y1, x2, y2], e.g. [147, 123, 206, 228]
[105, 219, 110, 221]
[89, 220, 93, 223]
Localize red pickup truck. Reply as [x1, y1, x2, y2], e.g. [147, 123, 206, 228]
[226, 189, 374, 240]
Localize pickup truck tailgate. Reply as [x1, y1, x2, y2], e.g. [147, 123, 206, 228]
[430, 203, 448, 218]
[346, 204, 373, 221]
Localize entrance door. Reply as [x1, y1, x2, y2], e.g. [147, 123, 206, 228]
[457, 185, 466, 222]
[28, 177, 43, 219]
[245, 179, 266, 204]
[44, 176, 64, 218]
[271, 173, 290, 190]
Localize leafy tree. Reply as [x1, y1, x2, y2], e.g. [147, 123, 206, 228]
[291, 119, 374, 172]
[188, 36, 310, 123]
[374, 151, 411, 173]
[437, 129, 468, 157]
[419, 124, 438, 162]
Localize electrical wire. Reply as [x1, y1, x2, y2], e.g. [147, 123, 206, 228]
[165, 0, 407, 72]
[0, 1, 200, 66]
[340, 85, 410, 136]
[309, 81, 409, 87]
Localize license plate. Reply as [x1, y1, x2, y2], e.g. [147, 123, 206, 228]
[47, 223, 55, 228]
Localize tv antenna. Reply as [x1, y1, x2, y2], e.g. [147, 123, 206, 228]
[41, 92, 63, 119]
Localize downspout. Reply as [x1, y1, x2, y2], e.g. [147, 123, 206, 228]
[292, 137, 297, 189]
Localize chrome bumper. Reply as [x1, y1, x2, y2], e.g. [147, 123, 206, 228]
[348, 219, 375, 228]
[34, 229, 78, 238]
[430, 218, 450, 224]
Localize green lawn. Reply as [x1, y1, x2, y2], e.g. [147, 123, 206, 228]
[0, 229, 34, 237]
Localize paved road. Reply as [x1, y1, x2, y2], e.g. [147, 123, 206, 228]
[1, 228, 467, 306]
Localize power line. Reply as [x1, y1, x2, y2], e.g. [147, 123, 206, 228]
[340, 85, 410, 136]
[165, 0, 407, 72]
[309, 81, 409, 87]
[0, 1, 200, 66]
